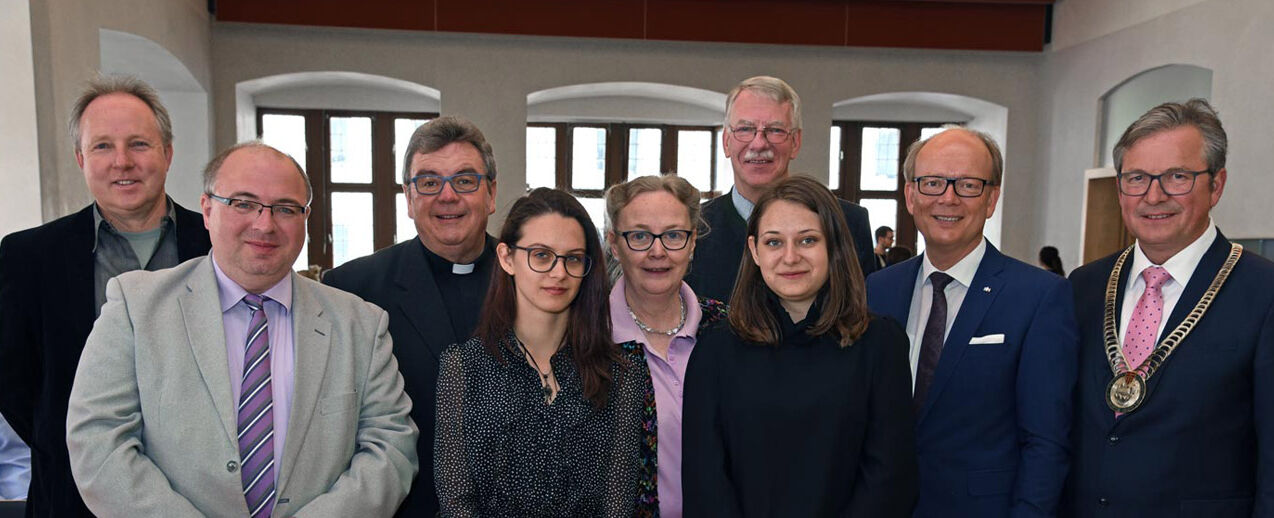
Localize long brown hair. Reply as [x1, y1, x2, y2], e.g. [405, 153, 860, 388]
[727, 175, 870, 346]
[474, 188, 618, 407]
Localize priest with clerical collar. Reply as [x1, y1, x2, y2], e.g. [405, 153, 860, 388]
[323, 115, 499, 518]
[1065, 99, 1274, 516]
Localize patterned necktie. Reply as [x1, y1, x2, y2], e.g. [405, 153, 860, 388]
[238, 294, 276, 518]
[915, 272, 954, 415]
[1123, 266, 1172, 370]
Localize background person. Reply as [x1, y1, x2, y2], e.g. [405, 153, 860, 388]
[434, 188, 656, 516]
[875, 225, 895, 270]
[1038, 245, 1065, 275]
[683, 175, 917, 517]
[604, 175, 728, 518]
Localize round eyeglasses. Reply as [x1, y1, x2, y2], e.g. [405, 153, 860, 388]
[912, 176, 995, 198]
[408, 172, 488, 196]
[508, 244, 592, 278]
[1117, 169, 1211, 196]
[618, 229, 692, 251]
[728, 125, 794, 145]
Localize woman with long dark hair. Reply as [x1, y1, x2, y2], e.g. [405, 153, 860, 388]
[434, 188, 656, 517]
[683, 175, 917, 517]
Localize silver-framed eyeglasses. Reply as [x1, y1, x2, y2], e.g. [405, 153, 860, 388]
[1117, 169, 1211, 196]
[618, 229, 692, 251]
[728, 125, 794, 145]
[913, 176, 995, 198]
[408, 172, 488, 196]
[508, 244, 592, 278]
[206, 193, 308, 219]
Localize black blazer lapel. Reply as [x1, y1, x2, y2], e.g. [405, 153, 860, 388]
[394, 242, 459, 360]
[65, 206, 98, 340]
[173, 202, 213, 261]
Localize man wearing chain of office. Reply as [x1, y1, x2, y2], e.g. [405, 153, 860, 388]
[1065, 99, 1274, 516]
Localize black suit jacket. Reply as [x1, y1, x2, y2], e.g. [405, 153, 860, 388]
[322, 236, 496, 517]
[0, 203, 211, 517]
[1066, 231, 1274, 516]
[686, 191, 877, 303]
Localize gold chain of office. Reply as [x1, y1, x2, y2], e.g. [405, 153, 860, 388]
[1102, 242, 1242, 413]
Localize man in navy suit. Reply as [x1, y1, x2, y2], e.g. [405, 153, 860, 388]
[686, 76, 875, 303]
[866, 127, 1077, 517]
[1066, 100, 1274, 516]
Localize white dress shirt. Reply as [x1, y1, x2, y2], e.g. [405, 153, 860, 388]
[905, 238, 987, 389]
[1118, 221, 1217, 345]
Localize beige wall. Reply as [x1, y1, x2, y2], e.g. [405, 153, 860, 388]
[1, 0, 42, 237]
[211, 24, 1042, 258]
[1036, 0, 1274, 268]
[29, 0, 211, 220]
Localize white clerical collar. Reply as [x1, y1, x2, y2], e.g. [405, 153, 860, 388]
[1127, 219, 1216, 293]
[452, 263, 475, 275]
[919, 238, 987, 290]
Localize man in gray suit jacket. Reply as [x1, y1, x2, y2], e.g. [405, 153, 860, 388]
[66, 142, 418, 517]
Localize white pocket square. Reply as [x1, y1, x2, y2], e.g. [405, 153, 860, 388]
[970, 334, 1005, 345]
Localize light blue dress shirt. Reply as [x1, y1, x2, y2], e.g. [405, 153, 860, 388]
[0, 415, 30, 499]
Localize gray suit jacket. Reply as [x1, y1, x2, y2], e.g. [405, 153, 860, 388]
[65, 257, 418, 517]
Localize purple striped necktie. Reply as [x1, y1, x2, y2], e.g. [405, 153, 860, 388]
[239, 294, 276, 518]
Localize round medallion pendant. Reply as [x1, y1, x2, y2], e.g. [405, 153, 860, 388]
[1106, 373, 1147, 413]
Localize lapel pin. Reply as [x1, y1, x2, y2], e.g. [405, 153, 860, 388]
[983, 287, 991, 293]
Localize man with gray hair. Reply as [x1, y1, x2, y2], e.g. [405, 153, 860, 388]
[1067, 99, 1274, 515]
[687, 75, 876, 303]
[66, 141, 417, 516]
[323, 115, 499, 516]
[0, 74, 211, 517]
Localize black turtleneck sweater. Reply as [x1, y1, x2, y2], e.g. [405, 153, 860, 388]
[682, 293, 919, 517]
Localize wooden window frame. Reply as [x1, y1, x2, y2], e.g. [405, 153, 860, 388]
[527, 122, 727, 199]
[256, 108, 437, 270]
[832, 120, 959, 252]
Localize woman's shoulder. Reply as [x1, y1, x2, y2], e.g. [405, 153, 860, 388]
[441, 334, 514, 368]
[851, 314, 911, 353]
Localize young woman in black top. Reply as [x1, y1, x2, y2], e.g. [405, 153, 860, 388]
[434, 188, 656, 517]
[683, 175, 918, 517]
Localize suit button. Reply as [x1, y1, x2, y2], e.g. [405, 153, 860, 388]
[1098, 497, 1109, 507]
[226, 460, 239, 473]
[1108, 435, 1119, 444]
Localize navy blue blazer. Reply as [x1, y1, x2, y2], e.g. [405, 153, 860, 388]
[687, 191, 877, 304]
[1065, 232, 1274, 517]
[866, 241, 1078, 518]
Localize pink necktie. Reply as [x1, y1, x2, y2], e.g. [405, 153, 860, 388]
[1124, 266, 1172, 370]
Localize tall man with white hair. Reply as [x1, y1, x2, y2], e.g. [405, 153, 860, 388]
[0, 75, 211, 517]
[1066, 99, 1274, 515]
[686, 76, 876, 302]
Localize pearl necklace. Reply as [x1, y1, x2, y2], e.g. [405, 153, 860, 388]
[628, 296, 687, 337]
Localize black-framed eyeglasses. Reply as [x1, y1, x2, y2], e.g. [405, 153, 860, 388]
[618, 229, 693, 251]
[206, 193, 308, 219]
[1117, 169, 1211, 196]
[728, 125, 794, 145]
[508, 244, 592, 278]
[912, 176, 995, 198]
[408, 172, 488, 196]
